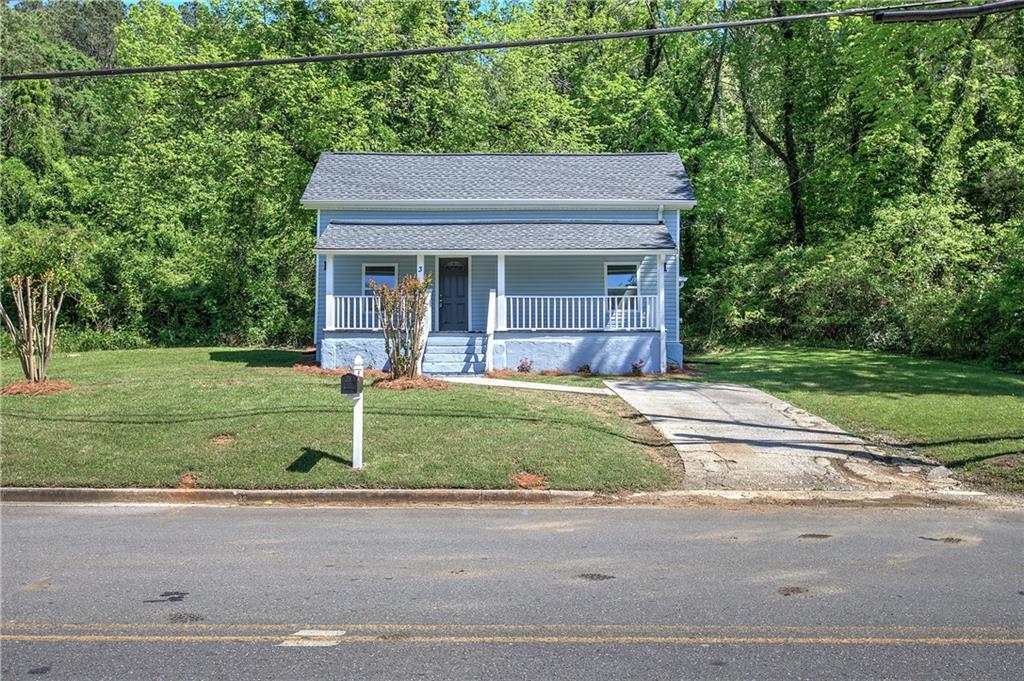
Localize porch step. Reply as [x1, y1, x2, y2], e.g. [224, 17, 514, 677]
[422, 334, 488, 375]
[422, 360, 486, 375]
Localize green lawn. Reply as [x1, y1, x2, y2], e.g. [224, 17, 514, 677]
[495, 348, 1024, 492]
[0, 348, 675, 491]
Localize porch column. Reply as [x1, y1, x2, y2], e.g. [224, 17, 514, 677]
[657, 254, 666, 373]
[325, 254, 335, 330]
[497, 254, 507, 330]
[416, 253, 431, 338]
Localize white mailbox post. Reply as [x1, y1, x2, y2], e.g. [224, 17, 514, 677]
[340, 354, 365, 469]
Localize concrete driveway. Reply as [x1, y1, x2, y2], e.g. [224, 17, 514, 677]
[606, 380, 958, 491]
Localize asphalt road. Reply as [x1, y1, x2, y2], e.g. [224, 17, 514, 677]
[1, 504, 1021, 680]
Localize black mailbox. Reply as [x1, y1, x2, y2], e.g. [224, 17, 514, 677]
[340, 373, 363, 395]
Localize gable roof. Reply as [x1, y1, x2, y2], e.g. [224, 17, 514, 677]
[301, 153, 696, 206]
[314, 221, 677, 253]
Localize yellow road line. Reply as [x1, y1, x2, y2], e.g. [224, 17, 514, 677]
[2, 634, 1022, 645]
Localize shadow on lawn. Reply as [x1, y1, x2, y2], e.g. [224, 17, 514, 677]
[2, 406, 670, 448]
[905, 434, 1024, 447]
[207, 349, 305, 368]
[946, 449, 1023, 469]
[286, 447, 351, 472]
[700, 350, 1024, 398]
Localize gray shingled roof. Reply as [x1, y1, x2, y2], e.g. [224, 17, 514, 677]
[314, 221, 677, 252]
[301, 153, 695, 204]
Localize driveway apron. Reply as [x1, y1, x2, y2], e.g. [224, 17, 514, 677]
[606, 380, 957, 491]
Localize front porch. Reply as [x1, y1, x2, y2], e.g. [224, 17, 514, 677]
[314, 218, 682, 374]
[319, 252, 674, 375]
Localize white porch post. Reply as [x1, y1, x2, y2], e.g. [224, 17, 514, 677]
[657, 254, 666, 373]
[416, 254, 428, 376]
[325, 254, 335, 330]
[497, 254, 506, 330]
[433, 255, 439, 332]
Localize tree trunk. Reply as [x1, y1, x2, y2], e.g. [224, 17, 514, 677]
[775, 1, 806, 246]
[0, 273, 67, 383]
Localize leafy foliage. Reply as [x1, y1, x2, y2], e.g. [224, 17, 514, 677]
[369, 273, 432, 378]
[1, 1, 1021, 368]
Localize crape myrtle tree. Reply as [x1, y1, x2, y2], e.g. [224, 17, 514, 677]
[369, 274, 433, 379]
[0, 221, 89, 383]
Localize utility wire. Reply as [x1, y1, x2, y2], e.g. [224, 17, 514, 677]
[0, 0, 992, 82]
[874, 0, 1022, 21]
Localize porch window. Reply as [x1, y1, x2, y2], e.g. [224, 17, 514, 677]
[605, 263, 639, 298]
[362, 264, 397, 295]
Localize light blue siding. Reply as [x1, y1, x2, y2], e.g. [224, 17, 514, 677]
[314, 206, 687, 367]
[470, 255, 496, 331]
[493, 332, 659, 374]
[666, 209, 683, 364]
[321, 334, 388, 371]
[505, 254, 658, 329]
[665, 209, 680, 343]
[332, 255, 417, 296]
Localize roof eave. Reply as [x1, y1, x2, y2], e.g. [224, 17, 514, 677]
[313, 248, 678, 256]
[301, 198, 696, 210]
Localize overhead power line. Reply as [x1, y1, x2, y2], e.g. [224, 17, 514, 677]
[875, 0, 1022, 21]
[1, 0, 1013, 82]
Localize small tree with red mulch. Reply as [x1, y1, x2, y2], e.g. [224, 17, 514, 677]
[0, 271, 66, 383]
[369, 274, 432, 379]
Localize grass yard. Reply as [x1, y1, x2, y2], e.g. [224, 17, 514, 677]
[0, 348, 675, 491]
[498, 348, 1024, 492]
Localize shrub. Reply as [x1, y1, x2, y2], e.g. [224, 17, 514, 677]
[575, 363, 592, 374]
[369, 274, 432, 378]
[517, 357, 533, 373]
[630, 358, 646, 376]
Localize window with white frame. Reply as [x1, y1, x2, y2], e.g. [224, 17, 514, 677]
[605, 263, 639, 298]
[362, 264, 397, 295]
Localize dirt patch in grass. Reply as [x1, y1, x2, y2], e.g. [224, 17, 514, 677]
[208, 432, 236, 447]
[177, 472, 198, 489]
[371, 375, 449, 391]
[0, 380, 73, 396]
[511, 471, 547, 490]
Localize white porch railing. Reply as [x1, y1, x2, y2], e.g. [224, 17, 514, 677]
[327, 291, 433, 333]
[503, 295, 658, 331]
[329, 295, 381, 330]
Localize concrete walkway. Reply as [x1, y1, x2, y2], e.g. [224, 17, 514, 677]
[606, 380, 959, 491]
[441, 376, 613, 395]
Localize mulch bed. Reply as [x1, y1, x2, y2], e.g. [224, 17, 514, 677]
[371, 375, 449, 391]
[486, 369, 578, 379]
[665, 364, 705, 378]
[292, 358, 388, 379]
[0, 380, 73, 396]
[486, 364, 705, 380]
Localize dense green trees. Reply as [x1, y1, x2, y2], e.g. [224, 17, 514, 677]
[2, 1, 1021, 368]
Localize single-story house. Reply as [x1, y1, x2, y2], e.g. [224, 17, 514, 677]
[301, 152, 696, 375]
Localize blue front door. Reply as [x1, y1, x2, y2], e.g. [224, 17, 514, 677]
[438, 258, 469, 331]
